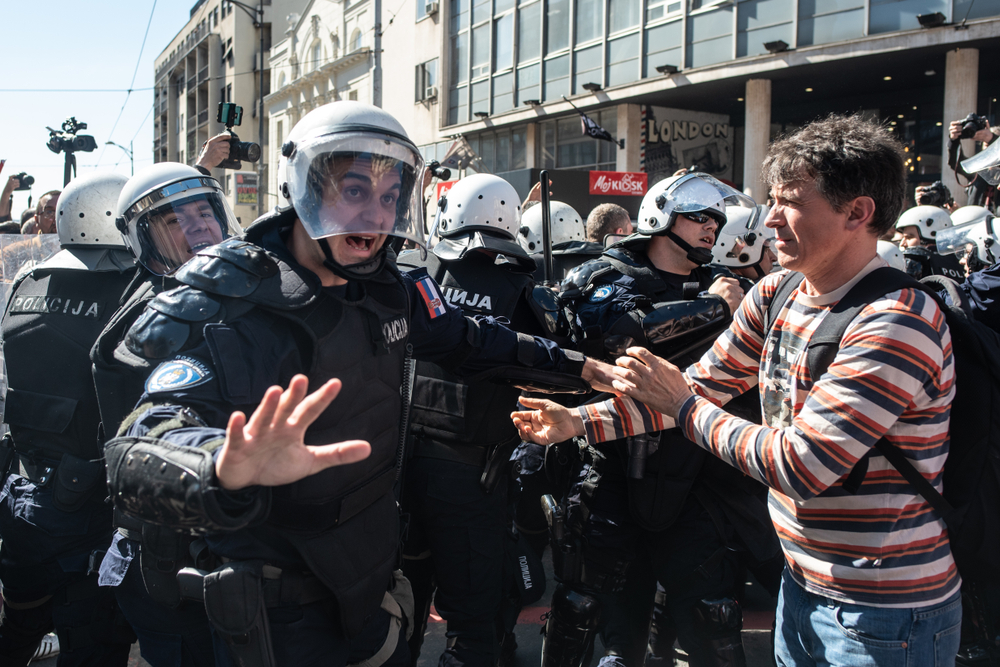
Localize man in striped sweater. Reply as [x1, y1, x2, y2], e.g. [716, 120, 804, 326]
[513, 115, 962, 667]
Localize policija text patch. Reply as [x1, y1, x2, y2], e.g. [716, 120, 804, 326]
[8, 295, 103, 319]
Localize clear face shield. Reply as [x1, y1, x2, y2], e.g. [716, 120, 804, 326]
[121, 180, 242, 276]
[936, 218, 999, 264]
[666, 173, 757, 224]
[285, 132, 426, 251]
[961, 138, 1000, 187]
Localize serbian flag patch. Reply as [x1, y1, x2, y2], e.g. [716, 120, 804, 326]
[415, 275, 447, 319]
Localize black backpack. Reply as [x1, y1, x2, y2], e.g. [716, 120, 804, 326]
[766, 267, 1000, 584]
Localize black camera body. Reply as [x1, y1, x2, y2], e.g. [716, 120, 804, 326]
[960, 113, 989, 140]
[915, 180, 953, 208]
[45, 117, 98, 155]
[11, 172, 34, 191]
[217, 103, 262, 170]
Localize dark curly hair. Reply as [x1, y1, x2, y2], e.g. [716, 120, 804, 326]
[761, 115, 906, 237]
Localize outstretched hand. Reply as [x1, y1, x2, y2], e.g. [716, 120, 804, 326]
[511, 396, 585, 445]
[612, 347, 692, 419]
[216, 375, 371, 490]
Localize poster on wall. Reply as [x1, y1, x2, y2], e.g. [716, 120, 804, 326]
[643, 106, 734, 188]
[236, 173, 258, 206]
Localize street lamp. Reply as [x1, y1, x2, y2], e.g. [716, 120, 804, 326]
[105, 140, 134, 176]
[227, 0, 266, 218]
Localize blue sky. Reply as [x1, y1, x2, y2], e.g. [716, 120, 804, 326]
[1, 1, 194, 217]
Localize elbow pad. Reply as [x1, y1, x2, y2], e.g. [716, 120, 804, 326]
[105, 436, 270, 534]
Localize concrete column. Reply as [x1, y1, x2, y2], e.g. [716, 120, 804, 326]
[525, 122, 537, 169]
[942, 48, 979, 207]
[742, 79, 772, 203]
[617, 103, 642, 172]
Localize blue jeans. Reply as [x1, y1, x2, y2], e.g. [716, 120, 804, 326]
[775, 569, 962, 667]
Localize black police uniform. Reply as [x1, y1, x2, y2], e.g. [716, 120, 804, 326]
[92, 267, 218, 667]
[530, 240, 604, 283]
[397, 230, 560, 667]
[0, 247, 137, 665]
[100, 209, 587, 667]
[902, 245, 965, 281]
[543, 237, 778, 667]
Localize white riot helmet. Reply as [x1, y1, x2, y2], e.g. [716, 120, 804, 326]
[894, 205, 952, 242]
[637, 172, 755, 265]
[876, 240, 907, 272]
[517, 201, 584, 252]
[936, 215, 999, 266]
[437, 174, 521, 240]
[117, 163, 242, 276]
[711, 205, 771, 268]
[950, 205, 993, 228]
[278, 102, 425, 266]
[57, 171, 129, 249]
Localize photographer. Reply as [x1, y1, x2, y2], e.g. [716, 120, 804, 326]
[914, 180, 956, 212]
[948, 113, 999, 209]
[193, 133, 232, 175]
[0, 175, 22, 223]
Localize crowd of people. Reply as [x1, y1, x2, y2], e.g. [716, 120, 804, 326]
[0, 102, 998, 667]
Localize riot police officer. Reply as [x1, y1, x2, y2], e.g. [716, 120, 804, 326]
[397, 173, 559, 667]
[93, 163, 243, 666]
[895, 205, 964, 280]
[100, 102, 611, 667]
[518, 201, 602, 283]
[541, 173, 772, 667]
[0, 171, 137, 665]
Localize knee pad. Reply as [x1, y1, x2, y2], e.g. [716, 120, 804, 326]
[551, 584, 602, 631]
[541, 584, 603, 667]
[684, 598, 746, 667]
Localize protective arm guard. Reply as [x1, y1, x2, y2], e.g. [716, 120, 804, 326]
[603, 297, 729, 359]
[105, 435, 271, 534]
[466, 347, 590, 394]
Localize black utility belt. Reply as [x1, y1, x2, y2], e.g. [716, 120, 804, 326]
[178, 560, 334, 608]
[412, 439, 490, 467]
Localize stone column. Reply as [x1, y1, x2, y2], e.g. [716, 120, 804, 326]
[743, 79, 772, 203]
[617, 103, 642, 172]
[942, 48, 979, 207]
[525, 122, 537, 169]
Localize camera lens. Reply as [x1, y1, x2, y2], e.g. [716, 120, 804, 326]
[237, 141, 262, 163]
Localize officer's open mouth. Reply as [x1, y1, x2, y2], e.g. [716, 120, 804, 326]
[346, 235, 376, 251]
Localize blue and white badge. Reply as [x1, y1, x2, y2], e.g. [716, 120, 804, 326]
[146, 356, 213, 394]
[589, 285, 614, 303]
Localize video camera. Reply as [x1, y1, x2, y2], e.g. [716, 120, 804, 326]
[959, 113, 989, 140]
[11, 172, 34, 191]
[45, 117, 98, 155]
[217, 102, 261, 170]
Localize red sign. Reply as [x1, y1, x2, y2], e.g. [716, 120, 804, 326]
[436, 180, 458, 200]
[589, 171, 647, 196]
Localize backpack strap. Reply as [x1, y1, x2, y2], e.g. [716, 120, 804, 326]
[804, 267, 957, 522]
[764, 271, 805, 338]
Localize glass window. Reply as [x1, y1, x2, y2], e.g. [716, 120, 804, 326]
[493, 72, 514, 113]
[496, 0, 516, 13]
[516, 63, 541, 104]
[481, 133, 496, 171]
[541, 121, 556, 168]
[518, 2, 541, 62]
[451, 0, 470, 31]
[644, 19, 682, 76]
[452, 33, 469, 83]
[646, 0, 681, 22]
[797, 0, 863, 46]
[736, 0, 794, 58]
[686, 5, 733, 68]
[609, 0, 640, 32]
[573, 45, 602, 93]
[546, 0, 570, 53]
[869, 0, 948, 33]
[954, 0, 1000, 20]
[312, 42, 322, 70]
[496, 131, 511, 172]
[607, 33, 638, 86]
[512, 127, 527, 169]
[495, 13, 514, 70]
[576, 0, 603, 44]
[473, 0, 492, 23]
[472, 25, 491, 78]
[418, 0, 428, 20]
[471, 79, 491, 114]
[544, 54, 570, 100]
[448, 86, 469, 125]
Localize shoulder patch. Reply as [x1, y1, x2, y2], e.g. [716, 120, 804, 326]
[146, 356, 214, 394]
[415, 274, 448, 319]
[589, 285, 614, 303]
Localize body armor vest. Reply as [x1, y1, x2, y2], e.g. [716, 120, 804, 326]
[399, 242, 533, 450]
[531, 241, 604, 283]
[3, 263, 133, 462]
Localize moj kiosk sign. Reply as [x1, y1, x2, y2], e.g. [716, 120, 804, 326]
[589, 171, 647, 196]
[644, 106, 733, 186]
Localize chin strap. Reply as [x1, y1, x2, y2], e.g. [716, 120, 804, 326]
[318, 237, 387, 282]
[665, 229, 713, 266]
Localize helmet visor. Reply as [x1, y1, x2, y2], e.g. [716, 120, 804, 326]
[667, 173, 757, 222]
[286, 132, 426, 247]
[935, 218, 995, 258]
[961, 139, 1000, 186]
[129, 191, 241, 275]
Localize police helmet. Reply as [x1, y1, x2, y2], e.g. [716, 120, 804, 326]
[936, 214, 999, 265]
[950, 205, 993, 228]
[894, 205, 952, 242]
[711, 205, 772, 268]
[637, 173, 754, 237]
[278, 101, 425, 251]
[517, 201, 584, 252]
[57, 171, 129, 249]
[876, 240, 907, 272]
[438, 174, 521, 240]
[117, 163, 242, 276]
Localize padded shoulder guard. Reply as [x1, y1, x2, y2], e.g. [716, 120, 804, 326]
[527, 284, 571, 343]
[105, 435, 270, 535]
[175, 238, 279, 298]
[561, 257, 615, 299]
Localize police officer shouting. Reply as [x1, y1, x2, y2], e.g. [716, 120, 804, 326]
[101, 102, 614, 667]
[0, 172, 137, 665]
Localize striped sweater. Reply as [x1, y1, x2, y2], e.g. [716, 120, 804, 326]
[579, 258, 959, 607]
